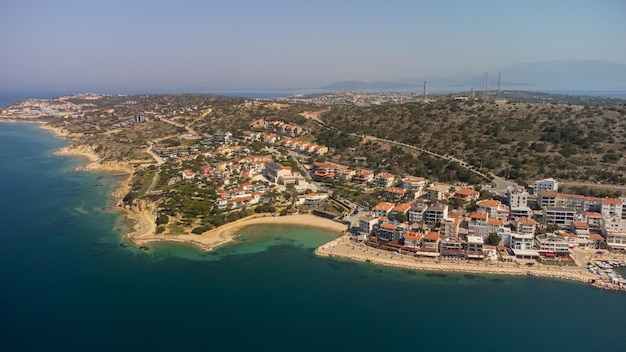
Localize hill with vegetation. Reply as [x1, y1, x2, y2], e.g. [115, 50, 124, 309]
[319, 100, 626, 185]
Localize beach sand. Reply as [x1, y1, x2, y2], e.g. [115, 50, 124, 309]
[129, 214, 348, 251]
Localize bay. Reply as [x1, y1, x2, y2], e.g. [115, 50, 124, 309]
[1, 122, 625, 351]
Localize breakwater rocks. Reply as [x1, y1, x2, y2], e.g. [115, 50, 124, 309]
[316, 239, 626, 292]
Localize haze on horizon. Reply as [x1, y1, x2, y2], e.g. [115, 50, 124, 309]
[1, 0, 625, 93]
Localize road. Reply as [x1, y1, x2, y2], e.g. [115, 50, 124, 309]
[363, 135, 513, 194]
[304, 109, 514, 194]
[559, 181, 626, 192]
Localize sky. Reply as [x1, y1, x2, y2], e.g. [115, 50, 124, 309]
[1, 0, 625, 92]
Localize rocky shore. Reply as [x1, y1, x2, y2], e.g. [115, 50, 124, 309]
[316, 236, 626, 292]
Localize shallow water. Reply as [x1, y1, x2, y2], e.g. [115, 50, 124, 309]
[1, 123, 625, 351]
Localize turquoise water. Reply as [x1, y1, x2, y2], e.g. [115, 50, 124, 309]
[1, 122, 626, 351]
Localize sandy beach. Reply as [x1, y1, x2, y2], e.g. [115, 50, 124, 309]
[16, 121, 624, 292]
[129, 213, 348, 251]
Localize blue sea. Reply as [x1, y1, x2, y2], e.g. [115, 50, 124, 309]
[2, 124, 626, 351]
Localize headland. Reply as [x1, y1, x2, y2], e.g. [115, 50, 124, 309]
[2, 92, 626, 293]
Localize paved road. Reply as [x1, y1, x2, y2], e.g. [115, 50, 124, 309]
[310, 110, 513, 193]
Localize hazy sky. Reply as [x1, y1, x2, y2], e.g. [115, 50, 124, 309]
[1, 0, 625, 92]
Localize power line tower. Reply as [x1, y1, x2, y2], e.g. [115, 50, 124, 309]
[497, 72, 501, 99]
[482, 72, 489, 101]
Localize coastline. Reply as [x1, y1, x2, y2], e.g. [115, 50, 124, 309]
[128, 213, 348, 251]
[6, 119, 624, 292]
[315, 236, 626, 292]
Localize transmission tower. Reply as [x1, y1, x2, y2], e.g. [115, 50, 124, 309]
[497, 72, 501, 99]
[482, 72, 489, 101]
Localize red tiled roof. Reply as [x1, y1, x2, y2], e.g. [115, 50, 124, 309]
[470, 211, 488, 219]
[373, 202, 396, 211]
[455, 188, 479, 196]
[392, 203, 412, 213]
[516, 217, 536, 225]
[477, 199, 500, 208]
[381, 223, 396, 230]
[602, 198, 622, 205]
[424, 231, 441, 241]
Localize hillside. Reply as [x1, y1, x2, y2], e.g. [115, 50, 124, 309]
[319, 100, 626, 185]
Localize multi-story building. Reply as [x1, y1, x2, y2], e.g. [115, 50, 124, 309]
[536, 234, 570, 255]
[477, 199, 510, 221]
[359, 215, 378, 234]
[373, 202, 396, 218]
[543, 207, 576, 227]
[511, 233, 534, 250]
[538, 190, 558, 209]
[497, 228, 512, 247]
[507, 185, 532, 219]
[427, 184, 450, 202]
[401, 177, 426, 197]
[352, 170, 375, 184]
[375, 173, 395, 188]
[601, 198, 624, 219]
[606, 232, 626, 250]
[441, 216, 462, 238]
[533, 178, 558, 195]
[466, 235, 485, 259]
[514, 217, 537, 236]
[212, 131, 232, 145]
[408, 204, 428, 224]
[440, 236, 465, 257]
[418, 231, 441, 257]
[423, 204, 448, 224]
[468, 211, 489, 239]
[264, 162, 292, 184]
[586, 212, 604, 233]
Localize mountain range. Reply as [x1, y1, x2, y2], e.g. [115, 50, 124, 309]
[322, 60, 626, 92]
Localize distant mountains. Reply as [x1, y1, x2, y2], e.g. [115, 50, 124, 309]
[322, 60, 626, 92]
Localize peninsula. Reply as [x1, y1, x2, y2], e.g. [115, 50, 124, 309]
[2, 91, 626, 291]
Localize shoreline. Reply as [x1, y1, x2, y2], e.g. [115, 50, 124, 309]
[128, 213, 348, 251]
[6, 120, 624, 292]
[315, 236, 626, 292]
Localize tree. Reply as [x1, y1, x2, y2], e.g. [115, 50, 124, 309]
[487, 233, 502, 246]
[395, 212, 407, 223]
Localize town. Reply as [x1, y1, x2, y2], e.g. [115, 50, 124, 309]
[3, 92, 626, 289]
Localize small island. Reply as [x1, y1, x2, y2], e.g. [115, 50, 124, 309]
[2, 91, 626, 291]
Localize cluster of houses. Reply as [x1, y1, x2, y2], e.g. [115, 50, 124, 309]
[175, 147, 335, 211]
[260, 120, 306, 137]
[240, 131, 329, 156]
[356, 177, 626, 261]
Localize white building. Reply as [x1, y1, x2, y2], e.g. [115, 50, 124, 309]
[497, 228, 513, 247]
[507, 185, 532, 219]
[536, 233, 570, 254]
[511, 232, 534, 250]
[606, 232, 626, 250]
[533, 178, 558, 195]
